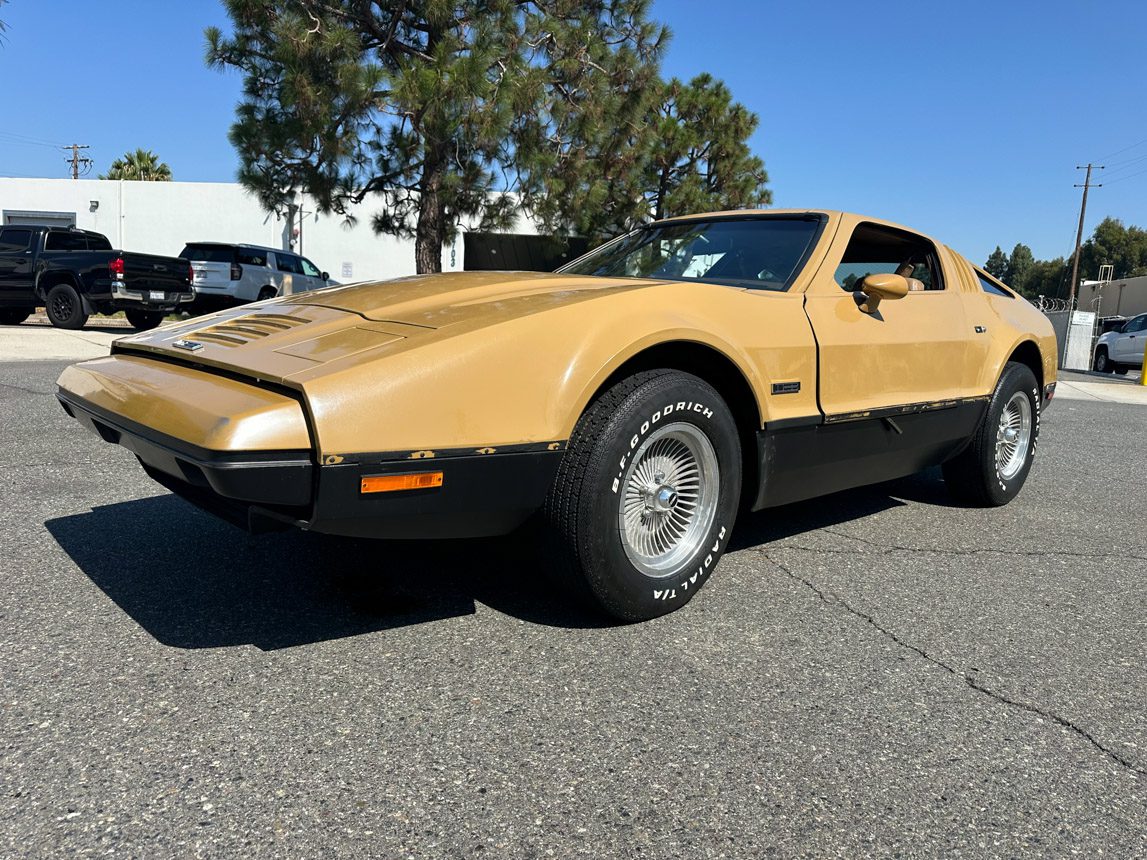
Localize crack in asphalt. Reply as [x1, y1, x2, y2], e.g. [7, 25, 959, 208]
[0, 380, 53, 397]
[758, 550, 1147, 779]
[806, 527, 1147, 563]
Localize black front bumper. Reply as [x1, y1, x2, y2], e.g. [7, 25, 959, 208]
[58, 392, 563, 539]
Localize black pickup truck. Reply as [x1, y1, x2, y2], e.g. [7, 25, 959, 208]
[0, 225, 194, 331]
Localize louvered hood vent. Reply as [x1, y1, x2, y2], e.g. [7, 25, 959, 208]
[186, 313, 311, 347]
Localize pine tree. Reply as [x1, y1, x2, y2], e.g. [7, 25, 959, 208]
[208, 0, 666, 273]
[984, 246, 1008, 280]
[644, 74, 770, 222]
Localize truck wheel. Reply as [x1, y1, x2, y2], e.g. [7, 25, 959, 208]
[257, 287, 277, 301]
[1093, 348, 1110, 373]
[125, 309, 165, 331]
[0, 308, 31, 325]
[45, 284, 88, 330]
[942, 362, 1039, 507]
[543, 370, 741, 621]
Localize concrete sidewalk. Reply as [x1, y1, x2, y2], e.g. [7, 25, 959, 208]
[0, 325, 122, 361]
[1054, 377, 1147, 405]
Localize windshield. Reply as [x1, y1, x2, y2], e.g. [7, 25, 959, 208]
[559, 216, 823, 290]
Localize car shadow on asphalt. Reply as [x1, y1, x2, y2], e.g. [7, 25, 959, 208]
[45, 494, 609, 651]
[45, 471, 956, 651]
[731, 467, 958, 550]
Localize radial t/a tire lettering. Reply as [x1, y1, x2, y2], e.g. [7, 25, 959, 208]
[543, 370, 741, 621]
[942, 361, 1040, 507]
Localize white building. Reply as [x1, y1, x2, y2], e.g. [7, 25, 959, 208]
[0, 177, 546, 282]
[1079, 275, 1147, 318]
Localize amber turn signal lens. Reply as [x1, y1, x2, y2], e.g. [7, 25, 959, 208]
[360, 472, 444, 494]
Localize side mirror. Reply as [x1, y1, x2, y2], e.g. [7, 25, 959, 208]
[854, 273, 910, 314]
[321, 271, 329, 281]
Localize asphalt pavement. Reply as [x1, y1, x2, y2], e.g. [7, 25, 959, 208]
[2, 358, 1145, 858]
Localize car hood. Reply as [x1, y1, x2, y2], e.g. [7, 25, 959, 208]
[288, 270, 656, 328]
[111, 271, 664, 384]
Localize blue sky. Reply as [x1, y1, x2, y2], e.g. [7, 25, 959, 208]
[2, 0, 1145, 267]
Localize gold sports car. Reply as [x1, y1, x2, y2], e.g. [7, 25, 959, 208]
[57, 210, 1057, 621]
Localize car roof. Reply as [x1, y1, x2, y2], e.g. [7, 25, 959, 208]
[183, 241, 292, 255]
[655, 208, 939, 242]
[3, 224, 103, 237]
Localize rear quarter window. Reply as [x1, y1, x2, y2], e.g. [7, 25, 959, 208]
[976, 270, 1014, 298]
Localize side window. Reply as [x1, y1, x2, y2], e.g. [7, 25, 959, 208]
[976, 270, 1013, 298]
[0, 228, 33, 253]
[276, 254, 302, 274]
[834, 223, 944, 292]
[1128, 315, 1147, 333]
[238, 249, 268, 267]
[44, 232, 88, 251]
[86, 234, 112, 251]
[300, 257, 321, 278]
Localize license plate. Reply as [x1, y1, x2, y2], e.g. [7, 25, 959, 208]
[149, 291, 164, 302]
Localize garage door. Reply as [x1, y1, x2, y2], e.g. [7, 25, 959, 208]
[3, 209, 77, 228]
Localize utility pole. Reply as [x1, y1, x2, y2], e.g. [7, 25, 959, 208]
[1067, 163, 1103, 310]
[63, 144, 92, 180]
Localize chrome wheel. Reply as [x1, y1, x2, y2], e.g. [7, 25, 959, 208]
[995, 391, 1032, 480]
[618, 422, 719, 578]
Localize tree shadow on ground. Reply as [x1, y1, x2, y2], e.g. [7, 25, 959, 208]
[46, 470, 955, 651]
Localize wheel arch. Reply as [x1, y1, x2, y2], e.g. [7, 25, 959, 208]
[1006, 339, 1044, 390]
[35, 270, 81, 301]
[581, 340, 764, 505]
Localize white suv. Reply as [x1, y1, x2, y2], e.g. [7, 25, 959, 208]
[1093, 312, 1147, 374]
[180, 243, 330, 307]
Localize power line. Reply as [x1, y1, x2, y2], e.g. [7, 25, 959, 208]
[0, 130, 67, 147]
[1097, 136, 1147, 162]
[1103, 165, 1147, 185]
[62, 143, 93, 180]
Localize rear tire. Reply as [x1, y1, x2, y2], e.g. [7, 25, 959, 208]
[45, 283, 88, 330]
[0, 308, 31, 325]
[943, 362, 1039, 507]
[125, 309, 165, 331]
[257, 286, 278, 301]
[542, 370, 741, 621]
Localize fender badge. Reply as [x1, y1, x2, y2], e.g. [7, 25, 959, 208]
[172, 339, 204, 352]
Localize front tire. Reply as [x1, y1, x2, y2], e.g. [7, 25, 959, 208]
[45, 284, 88, 330]
[943, 362, 1039, 506]
[124, 309, 165, 331]
[543, 370, 741, 621]
[1093, 348, 1110, 373]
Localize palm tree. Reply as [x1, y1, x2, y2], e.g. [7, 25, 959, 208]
[99, 149, 173, 181]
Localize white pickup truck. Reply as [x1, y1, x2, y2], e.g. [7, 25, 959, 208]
[1093, 312, 1147, 374]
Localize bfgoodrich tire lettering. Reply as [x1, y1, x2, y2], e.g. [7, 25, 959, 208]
[942, 361, 1040, 506]
[543, 370, 741, 621]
